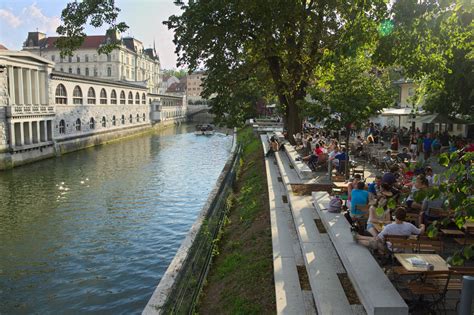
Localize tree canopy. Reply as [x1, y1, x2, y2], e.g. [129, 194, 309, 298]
[55, 0, 128, 57]
[166, 0, 388, 139]
[375, 0, 473, 118]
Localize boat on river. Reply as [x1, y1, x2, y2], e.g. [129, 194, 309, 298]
[195, 124, 215, 135]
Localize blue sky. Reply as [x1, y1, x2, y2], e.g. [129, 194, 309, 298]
[0, 0, 183, 69]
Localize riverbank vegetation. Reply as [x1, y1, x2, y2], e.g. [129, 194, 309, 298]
[196, 126, 275, 314]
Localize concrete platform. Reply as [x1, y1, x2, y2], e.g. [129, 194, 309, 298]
[313, 191, 409, 315]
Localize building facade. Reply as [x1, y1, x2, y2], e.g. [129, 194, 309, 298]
[0, 48, 185, 170]
[23, 31, 161, 94]
[186, 71, 208, 104]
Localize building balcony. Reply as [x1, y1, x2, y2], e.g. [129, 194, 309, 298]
[7, 105, 55, 117]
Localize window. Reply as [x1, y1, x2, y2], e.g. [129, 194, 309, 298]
[94, 67, 98, 76]
[99, 89, 107, 104]
[77, 67, 81, 75]
[107, 67, 112, 77]
[60, 68, 64, 72]
[142, 93, 146, 104]
[136, 114, 140, 122]
[55, 84, 67, 104]
[112, 115, 116, 126]
[121, 115, 125, 124]
[51, 55, 55, 61]
[76, 56, 80, 62]
[85, 68, 89, 76]
[75, 118, 81, 131]
[68, 56, 72, 62]
[89, 117, 95, 129]
[128, 92, 133, 104]
[85, 55, 89, 62]
[111, 90, 117, 104]
[129, 114, 133, 123]
[87, 87, 96, 104]
[59, 120, 65, 134]
[101, 116, 106, 127]
[143, 113, 146, 121]
[107, 54, 112, 62]
[68, 67, 72, 74]
[135, 92, 140, 104]
[120, 91, 126, 104]
[60, 56, 64, 62]
[73, 86, 83, 104]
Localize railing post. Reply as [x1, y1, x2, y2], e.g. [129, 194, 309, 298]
[459, 276, 474, 315]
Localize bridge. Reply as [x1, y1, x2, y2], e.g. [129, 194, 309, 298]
[186, 104, 211, 117]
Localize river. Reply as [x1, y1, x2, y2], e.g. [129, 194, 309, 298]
[0, 124, 233, 314]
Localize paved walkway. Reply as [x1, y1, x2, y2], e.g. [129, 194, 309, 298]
[262, 135, 366, 315]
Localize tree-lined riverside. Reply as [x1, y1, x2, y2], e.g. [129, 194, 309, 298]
[0, 125, 233, 314]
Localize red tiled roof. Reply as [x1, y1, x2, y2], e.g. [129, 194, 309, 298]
[41, 35, 106, 50]
[0, 44, 8, 50]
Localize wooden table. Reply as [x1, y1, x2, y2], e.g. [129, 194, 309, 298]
[332, 181, 348, 192]
[394, 253, 449, 272]
[440, 228, 464, 236]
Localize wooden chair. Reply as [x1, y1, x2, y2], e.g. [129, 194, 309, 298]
[417, 237, 444, 254]
[407, 270, 451, 314]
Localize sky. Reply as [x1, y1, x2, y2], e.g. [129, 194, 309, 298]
[0, 0, 183, 69]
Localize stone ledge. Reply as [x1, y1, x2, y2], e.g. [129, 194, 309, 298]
[312, 191, 408, 315]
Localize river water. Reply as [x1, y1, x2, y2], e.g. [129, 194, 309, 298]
[0, 125, 233, 314]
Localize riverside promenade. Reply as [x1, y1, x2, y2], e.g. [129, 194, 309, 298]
[260, 130, 409, 315]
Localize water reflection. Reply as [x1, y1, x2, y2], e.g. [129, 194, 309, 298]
[0, 124, 232, 314]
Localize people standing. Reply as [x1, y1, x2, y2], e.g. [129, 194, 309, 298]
[423, 133, 433, 161]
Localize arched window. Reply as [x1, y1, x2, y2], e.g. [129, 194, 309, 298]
[121, 115, 125, 124]
[111, 90, 117, 104]
[143, 113, 146, 121]
[55, 84, 67, 104]
[59, 119, 65, 134]
[142, 93, 146, 104]
[87, 87, 96, 104]
[136, 114, 140, 122]
[76, 56, 80, 62]
[112, 115, 116, 126]
[128, 91, 133, 104]
[101, 116, 106, 127]
[75, 118, 81, 131]
[89, 117, 95, 129]
[120, 91, 126, 104]
[73, 86, 83, 104]
[100, 88, 107, 104]
[107, 67, 112, 77]
[135, 92, 140, 104]
[129, 114, 133, 123]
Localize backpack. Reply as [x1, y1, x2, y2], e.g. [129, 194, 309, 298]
[328, 196, 342, 213]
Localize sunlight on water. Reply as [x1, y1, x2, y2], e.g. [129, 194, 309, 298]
[0, 125, 232, 314]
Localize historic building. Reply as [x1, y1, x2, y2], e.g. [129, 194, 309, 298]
[0, 47, 185, 170]
[0, 49, 56, 169]
[23, 31, 161, 94]
[186, 71, 206, 104]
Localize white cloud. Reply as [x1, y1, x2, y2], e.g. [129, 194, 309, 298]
[0, 9, 23, 28]
[22, 3, 60, 33]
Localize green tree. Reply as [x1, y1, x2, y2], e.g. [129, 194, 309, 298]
[414, 151, 474, 265]
[55, 0, 128, 57]
[162, 69, 188, 79]
[166, 0, 388, 141]
[375, 0, 473, 117]
[305, 49, 395, 148]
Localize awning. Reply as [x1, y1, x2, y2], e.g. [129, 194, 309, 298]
[381, 107, 413, 116]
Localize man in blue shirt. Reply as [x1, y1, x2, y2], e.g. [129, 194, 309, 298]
[350, 181, 369, 218]
[334, 148, 347, 174]
[368, 175, 382, 197]
[423, 133, 433, 160]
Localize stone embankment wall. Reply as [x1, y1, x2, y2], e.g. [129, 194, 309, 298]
[143, 129, 239, 315]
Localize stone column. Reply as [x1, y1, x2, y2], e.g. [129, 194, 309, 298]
[19, 122, 25, 146]
[25, 69, 32, 105]
[17, 68, 24, 105]
[44, 120, 49, 142]
[9, 122, 15, 148]
[35, 70, 40, 104]
[36, 121, 40, 143]
[8, 66, 15, 105]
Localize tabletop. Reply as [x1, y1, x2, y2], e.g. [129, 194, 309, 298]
[394, 253, 449, 272]
[333, 182, 348, 189]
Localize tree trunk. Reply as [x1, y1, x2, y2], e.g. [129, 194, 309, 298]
[286, 99, 302, 145]
[345, 128, 350, 180]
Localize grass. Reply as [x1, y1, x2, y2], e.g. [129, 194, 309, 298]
[196, 126, 275, 314]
